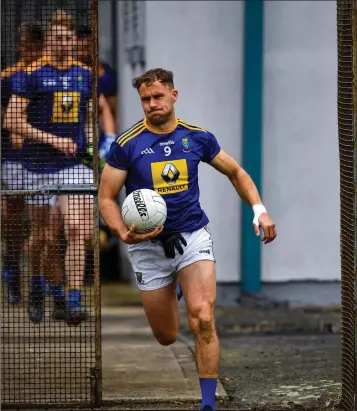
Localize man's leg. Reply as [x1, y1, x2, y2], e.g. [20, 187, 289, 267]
[178, 260, 219, 411]
[2, 195, 25, 304]
[1, 161, 26, 304]
[59, 194, 93, 325]
[140, 282, 179, 346]
[44, 203, 66, 320]
[27, 204, 51, 323]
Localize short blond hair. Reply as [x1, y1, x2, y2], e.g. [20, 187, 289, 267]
[48, 9, 75, 32]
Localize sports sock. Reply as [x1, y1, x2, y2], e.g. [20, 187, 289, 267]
[67, 288, 82, 306]
[50, 284, 65, 302]
[3, 260, 20, 281]
[199, 375, 217, 411]
[31, 275, 45, 289]
[176, 282, 183, 300]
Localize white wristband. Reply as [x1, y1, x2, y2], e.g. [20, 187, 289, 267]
[252, 204, 267, 226]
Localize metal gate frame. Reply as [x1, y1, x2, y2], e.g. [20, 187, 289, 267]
[337, 0, 357, 410]
[0, 0, 102, 408]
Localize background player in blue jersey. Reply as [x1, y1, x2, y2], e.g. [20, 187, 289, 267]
[4, 10, 115, 325]
[75, 25, 118, 161]
[1, 22, 44, 304]
[76, 25, 118, 118]
[99, 68, 277, 411]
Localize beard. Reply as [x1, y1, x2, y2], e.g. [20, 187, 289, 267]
[147, 110, 172, 126]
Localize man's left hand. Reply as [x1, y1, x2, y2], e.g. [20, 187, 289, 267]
[253, 213, 277, 244]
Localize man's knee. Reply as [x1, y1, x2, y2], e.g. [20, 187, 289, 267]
[188, 302, 215, 342]
[64, 217, 92, 243]
[64, 220, 82, 242]
[153, 329, 178, 346]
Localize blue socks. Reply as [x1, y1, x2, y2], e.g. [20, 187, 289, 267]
[176, 282, 183, 300]
[50, 284, 65, 302]
[67, 289, 85, 312]
[31, 275, 45, 289]
[3, 265, 20, 281]
[199, 376, 217, 411]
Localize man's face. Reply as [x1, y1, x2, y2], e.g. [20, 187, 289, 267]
[138, 81, 178, 126]
[47, 25, 75, 59]
[18, 43, 43, 64]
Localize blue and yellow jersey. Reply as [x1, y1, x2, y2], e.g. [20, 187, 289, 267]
[98, 62, 117, 98]
[98, 62, 117, 151]
[12, 56, 93, 173]
[1, 61, 26, 162]
[106, 118, 221, 232]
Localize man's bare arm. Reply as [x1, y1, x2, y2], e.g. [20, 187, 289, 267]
[99, 164, 128, 237]
[99, 164, 163, 244]
[4, 95, 77, 156]
[210, 149, 277, 243]
[210, 149, 262, 206]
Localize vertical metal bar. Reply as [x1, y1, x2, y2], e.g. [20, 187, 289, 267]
[91, 0, 102, 408]
[353, 0, 357, 407]
[337, 0, 356, 409]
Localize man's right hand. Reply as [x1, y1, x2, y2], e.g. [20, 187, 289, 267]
[50, 136, 77, 157]
[120, 224, 164, 245]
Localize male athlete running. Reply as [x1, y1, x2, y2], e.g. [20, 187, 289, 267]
[99, 68, 277, 411]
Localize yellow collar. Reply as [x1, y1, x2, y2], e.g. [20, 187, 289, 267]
[16, 60, 26, 69]
[41, 55, 75, 70]
[144, 117, 178, 134]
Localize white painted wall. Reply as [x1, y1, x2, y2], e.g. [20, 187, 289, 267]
[98, 1, 113, 65]
[262, 1, 339, 281]
[117, 1, 244, 282]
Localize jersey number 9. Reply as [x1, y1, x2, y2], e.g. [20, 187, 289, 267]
[164, 146, 171, 157]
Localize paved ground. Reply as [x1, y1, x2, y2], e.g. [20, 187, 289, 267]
[2, 282, 343, 410]
[100, 283, 342, 410]
[180, 307, 341, 410]
[101, 283, 342, 410]
[102, 307, 227, 410]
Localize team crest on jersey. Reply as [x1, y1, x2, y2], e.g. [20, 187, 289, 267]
[135, 272, 143, 284]
[182, 138, 191, 153]
[78, 76, 84, 89]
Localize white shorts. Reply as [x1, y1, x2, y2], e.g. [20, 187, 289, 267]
[1, 161, 27, 190]
[23, 164, 93, 206]
[128, 226, 215, 291]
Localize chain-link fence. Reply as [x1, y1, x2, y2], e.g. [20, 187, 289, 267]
[1, 0, 101, 407]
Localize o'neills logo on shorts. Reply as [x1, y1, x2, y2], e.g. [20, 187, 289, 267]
[133, 191, 149, 220]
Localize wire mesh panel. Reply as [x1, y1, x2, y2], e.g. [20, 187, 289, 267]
[1, 0, 101, 407]
[337, 0, 357, 410]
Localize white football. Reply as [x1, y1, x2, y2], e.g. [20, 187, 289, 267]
[121, 189, 167, 234]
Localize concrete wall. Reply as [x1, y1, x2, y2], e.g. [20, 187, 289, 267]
[262, 1, 339, 281]
[98, 1, 114, 65]
[117, 0, 244, 282]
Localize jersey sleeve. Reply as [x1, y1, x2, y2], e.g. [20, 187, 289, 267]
[11, 71, 33, 100]
[106, 141, 130, 170]
[99, 63, 117, 97]
[201, 131, 221, 163]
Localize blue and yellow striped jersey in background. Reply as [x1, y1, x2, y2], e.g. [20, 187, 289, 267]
[12, 56, 93, 173]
